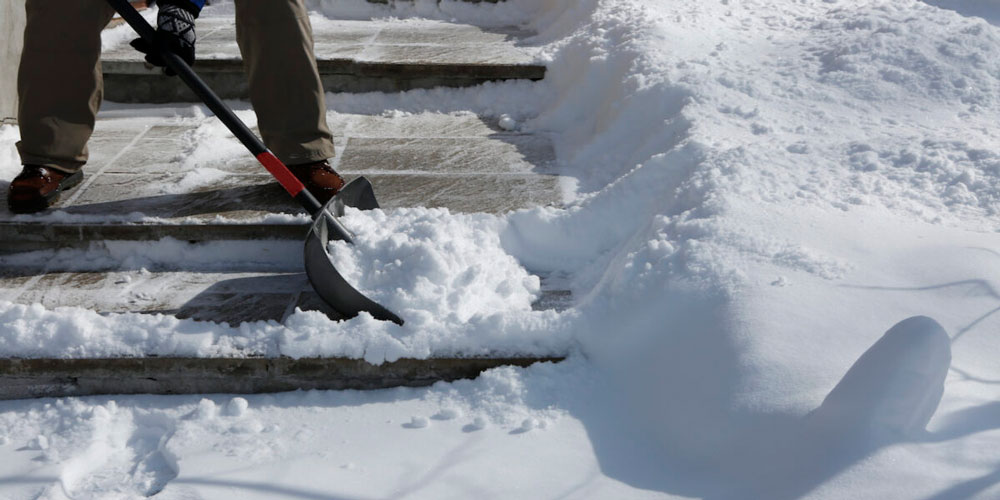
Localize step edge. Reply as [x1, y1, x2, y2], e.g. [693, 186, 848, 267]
[0, 355, 568, 399]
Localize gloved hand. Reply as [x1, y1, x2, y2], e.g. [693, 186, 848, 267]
[129, 0, 198, 76]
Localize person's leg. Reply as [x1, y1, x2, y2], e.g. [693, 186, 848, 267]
[16, 0, 115, 173]
[234, 0, 336, 165]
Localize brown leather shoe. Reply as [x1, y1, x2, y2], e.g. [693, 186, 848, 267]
[7, 165, 85, 214]
[287, 160, 345, 206]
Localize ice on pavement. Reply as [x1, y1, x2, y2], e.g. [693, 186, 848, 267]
[4, 0, 1000, 498]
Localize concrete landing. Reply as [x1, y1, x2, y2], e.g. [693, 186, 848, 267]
[0, 356, 564, 400]
[102, 17, 545, 102]
[0, 111, 561, 252]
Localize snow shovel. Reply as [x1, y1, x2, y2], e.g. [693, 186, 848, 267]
[107, 0, 404, 325]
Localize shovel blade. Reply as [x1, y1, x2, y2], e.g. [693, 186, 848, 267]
[302, 178, 404, 325]
[329, 176, 380, 216]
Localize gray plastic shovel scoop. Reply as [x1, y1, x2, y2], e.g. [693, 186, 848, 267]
[305, 178, 404, 324]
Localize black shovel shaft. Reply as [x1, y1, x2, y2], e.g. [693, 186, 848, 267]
[106, 0, 324, 215]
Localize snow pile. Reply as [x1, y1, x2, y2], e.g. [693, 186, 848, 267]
[0, 125, 20, 181]
[329, 207, 540, 323]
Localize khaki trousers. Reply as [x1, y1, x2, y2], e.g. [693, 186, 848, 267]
[16, 0, 335, 173]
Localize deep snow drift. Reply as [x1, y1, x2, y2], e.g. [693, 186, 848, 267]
[4, 0, 1000, 498]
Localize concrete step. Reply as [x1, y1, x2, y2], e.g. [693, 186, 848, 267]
[102, 17, 545, 103]
[0, 268, 573, 325]
[0, 110, 562, 252]
[0, 356, 564, 400]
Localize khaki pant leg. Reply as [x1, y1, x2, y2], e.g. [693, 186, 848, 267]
[234, 0, 335, 165]
[16, 0, 115, 174]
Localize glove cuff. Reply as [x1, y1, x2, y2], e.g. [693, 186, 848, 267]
[157, 0, 202, 19]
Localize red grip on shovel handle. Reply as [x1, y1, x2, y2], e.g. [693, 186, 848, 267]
[256, 151, 305, 197]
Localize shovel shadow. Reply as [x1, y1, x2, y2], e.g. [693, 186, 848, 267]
[575, 316, 959, 500]
[51, 182, 299, 219]
[139, 273, 345, 326]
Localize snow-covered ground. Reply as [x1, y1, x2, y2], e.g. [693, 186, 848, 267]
[4, 0, 1000, 497]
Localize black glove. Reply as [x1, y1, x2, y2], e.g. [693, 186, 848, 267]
[129, 0, 198, 76]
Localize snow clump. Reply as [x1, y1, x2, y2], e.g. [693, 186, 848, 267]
[328, 207, 541, 324]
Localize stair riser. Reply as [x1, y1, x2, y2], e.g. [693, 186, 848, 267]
[0, 356, 564, 400]
[103, 61, 544, 103]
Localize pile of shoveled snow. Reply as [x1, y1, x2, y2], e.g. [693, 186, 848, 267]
[329, 207, 541, 324]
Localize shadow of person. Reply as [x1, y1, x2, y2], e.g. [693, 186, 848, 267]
[927, 401, 1000, 442]
[579, 316, 954, 500]
[721, 316, 951, 499]
[913, 401, 1000, 499]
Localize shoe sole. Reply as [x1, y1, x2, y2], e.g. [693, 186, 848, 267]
[8, 171, 85, 214]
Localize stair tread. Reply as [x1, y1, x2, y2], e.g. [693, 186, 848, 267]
[0, 111, 562, 249]
[101, 17, 545, 100]
[0, 268, 572, 324]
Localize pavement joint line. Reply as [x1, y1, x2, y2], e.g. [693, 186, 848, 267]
[328, 115, 357, 175]
[63, 126, 152, 206]
[357, 24, 389, 61]
[5, 274, 46, 304]
[201, 24, 227, 40]
[281, 290, 305, 323]
[364, 23, 383, 46]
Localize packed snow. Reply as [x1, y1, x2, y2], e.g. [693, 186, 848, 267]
[4, 0, 1000, 498]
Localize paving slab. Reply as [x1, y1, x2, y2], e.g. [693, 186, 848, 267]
[102, 17, 545, 102]
[340, 136, 555, 174]
[359, 173, 560, 213]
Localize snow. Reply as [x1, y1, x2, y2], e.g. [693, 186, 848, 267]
[4, 0, 1000, 497]
[405, 415, 430, 429]
[498, 113, 518, 131]
[328, 207, 542, 324]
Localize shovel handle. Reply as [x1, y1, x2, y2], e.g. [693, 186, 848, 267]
[106, 0, 324, 215]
